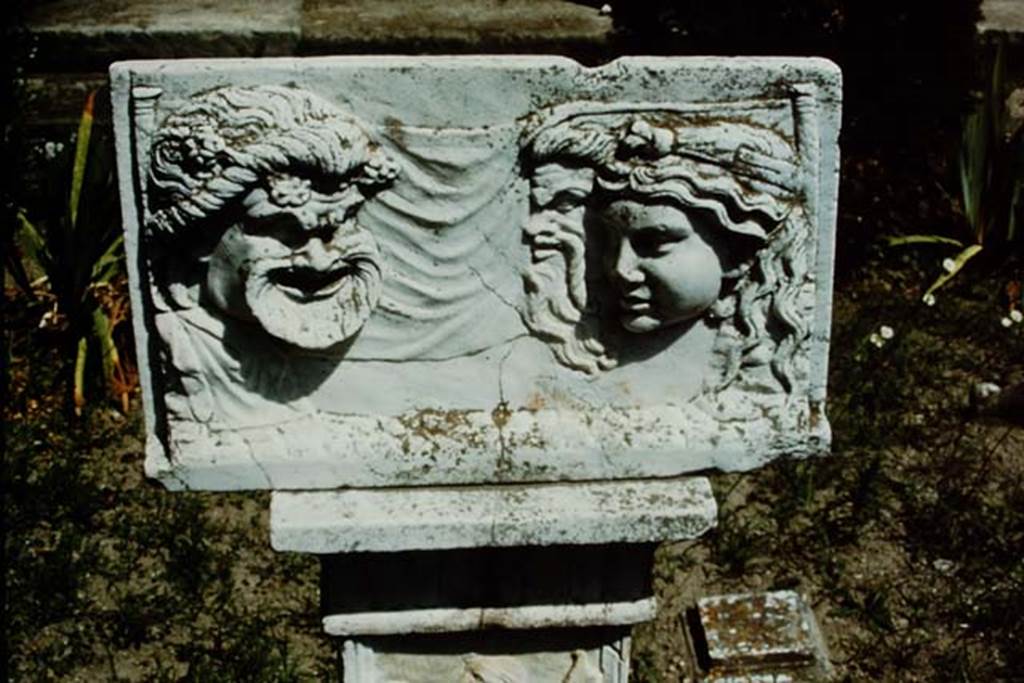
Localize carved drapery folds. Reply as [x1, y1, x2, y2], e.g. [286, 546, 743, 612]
[118, 59, 839, 489]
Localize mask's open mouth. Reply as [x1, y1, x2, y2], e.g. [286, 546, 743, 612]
[267, 263, 355, 301]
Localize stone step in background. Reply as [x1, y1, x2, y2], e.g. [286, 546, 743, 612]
[16, 0, 1022, 128]
[15, 0, 612, 125]
[14, 0, 1019, 127]
[979, 0, 1024, 38]
[978, 0, 1024, 88]
[23, 0, 611, 70]
[10, 1, 613, 211]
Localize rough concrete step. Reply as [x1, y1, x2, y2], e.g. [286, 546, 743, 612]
[21, 0, 613, 73]
[979, 0, 1024, 93]
[979, 0, 1024, 38]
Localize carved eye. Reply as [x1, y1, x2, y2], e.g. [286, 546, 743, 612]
[631, 228, 682, 258]
[242, 214, 308, 249]
[548, 190, 587, 214]
[309, 176, 347, 197]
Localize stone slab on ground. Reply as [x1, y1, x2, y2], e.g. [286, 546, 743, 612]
[688, 590, 832, 682]
[271, 477, 716, 552]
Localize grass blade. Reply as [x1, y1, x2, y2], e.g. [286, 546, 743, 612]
[73, 336, 88, 417]
[15, 210, 52, 273]
[1010, 180, 1020, 244]
[91, 234, 125, 284]
[69, 92, 96, 230]
[91, 305, 129, 412]
[885, 235, 965, 248]
[960, 107, 988, 241]
[7, 211, 49, 297]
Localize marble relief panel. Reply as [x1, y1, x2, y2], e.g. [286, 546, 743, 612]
[111, 57, 841, 490]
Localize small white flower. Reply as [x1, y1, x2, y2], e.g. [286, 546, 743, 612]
[942, 257, 957, 273]
[879, 325, 895, 340]
[599, 3, 612, 14]
[869, 333, 884, 348]
[974, 382, 1002, 400]
[1001, 317, 1013, 328]
[43, 141, 64, 160]
[1010, 309, 1023, 324]
[38, 303, 62, 330]
[922, 293, 936, 306]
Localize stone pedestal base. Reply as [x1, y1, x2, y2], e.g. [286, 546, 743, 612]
[344, 628, 629, 682]
[319, 545, 657, 636]
[270, 478, 718, 682]
[320, 544, 652, 681]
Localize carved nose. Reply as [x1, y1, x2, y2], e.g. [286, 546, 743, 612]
[613, 241, 644, 285]
[297, 237, 334, 270]
[292, 207, 321, 233]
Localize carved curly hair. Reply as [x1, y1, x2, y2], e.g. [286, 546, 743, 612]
[520, 120, 618, 375]
[146, 85, 396, 240]
[593, 118, 812, 395]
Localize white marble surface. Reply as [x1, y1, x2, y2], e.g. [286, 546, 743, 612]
[323, 600, 656, 636]
[270, 476, 716, 552]
[111, 56, 841, 491]
[344, 633, 630, 683]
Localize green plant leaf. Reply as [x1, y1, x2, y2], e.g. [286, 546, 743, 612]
[7, 211, 51, 297]
[91, 305, 124, 403]
[885, 234, 965, 248]
[960, 105, 988, 240]
[3, 248, 36, 298]
[15, 210, 52, 272]
[69, 92, 96, 230]
[91, 234, 125, 284]
[990, 40, 1007, 142]
[922, 244, 984, 299]
[73, 336, 88, 417]
[1009, 177, 1021, 245]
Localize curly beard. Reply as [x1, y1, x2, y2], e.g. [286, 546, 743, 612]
[245, 231, 383, 351]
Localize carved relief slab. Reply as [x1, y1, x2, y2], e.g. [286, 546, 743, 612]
[111, 57, 841, 490]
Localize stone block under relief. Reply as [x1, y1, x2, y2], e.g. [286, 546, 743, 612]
[270, 477, 716, 553]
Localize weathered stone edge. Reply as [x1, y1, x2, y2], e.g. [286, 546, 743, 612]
[323, 599, 657, 636]
[270, 476, 717, 553]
